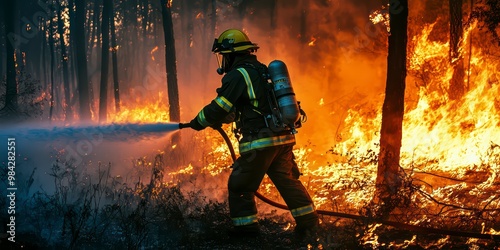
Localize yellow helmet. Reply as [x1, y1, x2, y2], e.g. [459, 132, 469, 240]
[212, 29, 259, 54]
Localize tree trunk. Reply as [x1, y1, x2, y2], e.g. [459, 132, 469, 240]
[49, 18, 56, 121]
[449, 0, 465, 100]
[160, 0, 180, 142]
[3, 1, 17, 112]
[110, 1, 120, 112]
[75, 0, 92, 121]
[179, 0, 193, 89]
[58, 0, 72, 121]
[41, 23, 48, 90]
[375, 0, 408, 213]
[99, 0, 111, 123]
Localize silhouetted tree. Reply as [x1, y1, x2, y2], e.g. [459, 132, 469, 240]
[58, 0, 72, 121]
[160, 0, 180, 132]
[49, 16, 56, 121]
[75, 0, 91, 120]
[2, 1, 17, 113]
[449, 0, 465, 100]
[110, 1, 120, 112]
[99, 0, 111, 123]
[375, 0, 408, 214]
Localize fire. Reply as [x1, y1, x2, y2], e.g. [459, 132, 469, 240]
[96, 14, 499, 244]
[109, 91, 170, 123]
[151, 46, 158, 61]
[369, 9, 389, 32]
[308, 36, 317, 47]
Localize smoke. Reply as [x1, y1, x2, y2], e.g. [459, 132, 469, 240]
[0, 0, 396, 198]
[219, 1, 391, 163]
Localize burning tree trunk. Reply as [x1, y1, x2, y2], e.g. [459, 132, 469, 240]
[99, 0, 111, 123]
[75, 0, 92, 121]
[58, 0, 72, 121]
[375, 0, 408, 213]
[2, 1, 17, 113]
[110, 2, 120, 112]
[449, 0, 465, 100]
[160, 0, 180, 141]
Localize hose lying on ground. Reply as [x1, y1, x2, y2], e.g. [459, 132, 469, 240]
[211, 126, 500, 241]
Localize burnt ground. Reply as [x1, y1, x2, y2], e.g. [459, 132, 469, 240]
[1, 160, 499, 249]
[3, 214, 499, 250]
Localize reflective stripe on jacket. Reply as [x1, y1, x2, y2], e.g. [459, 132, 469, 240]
[192, 54, 295, 151]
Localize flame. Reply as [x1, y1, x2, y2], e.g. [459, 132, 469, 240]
[150, 46, 158, 61]
[88, 11, 500, 245]
[109, 91, 169, 123]
[308, 36, 317, 47]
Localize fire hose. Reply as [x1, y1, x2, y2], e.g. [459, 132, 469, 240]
[178, 123, 500, 241]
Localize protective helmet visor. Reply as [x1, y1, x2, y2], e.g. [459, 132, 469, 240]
[212, 38, 258, 54]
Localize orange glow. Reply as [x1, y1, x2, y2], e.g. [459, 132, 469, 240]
[150, 46, 158, 61]
[109, 91, 169, 123]
[308, 37, 317, 47]
[61, 7, 499, 243]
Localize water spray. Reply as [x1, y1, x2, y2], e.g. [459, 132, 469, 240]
[1, 122, 182, 142]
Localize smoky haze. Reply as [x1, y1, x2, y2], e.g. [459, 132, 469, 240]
[2, 0, 393, 196]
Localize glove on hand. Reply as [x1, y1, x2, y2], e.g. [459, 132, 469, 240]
[189, 119, 205, 131]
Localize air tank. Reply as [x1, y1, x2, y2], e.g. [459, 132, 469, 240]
[267, 60, 300, 128]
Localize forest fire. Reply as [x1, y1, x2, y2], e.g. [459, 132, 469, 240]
[1, 0, 500, 248]
[109, 91, 170, 123]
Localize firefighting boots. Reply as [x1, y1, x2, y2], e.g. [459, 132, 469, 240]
[294, 211, 320, 242]
[228, 222, 260, 238]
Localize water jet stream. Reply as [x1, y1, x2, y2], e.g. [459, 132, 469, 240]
[0, 122, 181, 142]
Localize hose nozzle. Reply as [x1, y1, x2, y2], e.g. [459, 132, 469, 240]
[178, 123, 191, 129]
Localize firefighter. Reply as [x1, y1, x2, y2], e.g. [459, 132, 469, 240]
[186, 29, 319, 237]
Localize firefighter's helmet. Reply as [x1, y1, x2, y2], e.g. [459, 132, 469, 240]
[212, 29, 259, 54]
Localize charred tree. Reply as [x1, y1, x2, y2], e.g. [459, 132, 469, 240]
[160, 0, 180, 127]
[2, 1, 17, 114]
[375, 0, 408, 215]
[99, 0, 111, 123]
[449, 0, 465, 100]
[75, 0, 92, 121]
[161, 0, 181, 146]
[110, 1, 120, 112]
[58, 0, 72, 121]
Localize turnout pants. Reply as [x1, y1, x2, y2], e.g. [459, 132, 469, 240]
[228, 144, 318, 227]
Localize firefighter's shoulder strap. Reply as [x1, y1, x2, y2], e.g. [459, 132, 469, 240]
[236, 67, 259, 108]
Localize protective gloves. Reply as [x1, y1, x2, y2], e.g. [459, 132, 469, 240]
[189, 119, 206, 131]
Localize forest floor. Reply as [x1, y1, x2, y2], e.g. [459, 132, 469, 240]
[4, 213, 500, 250]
